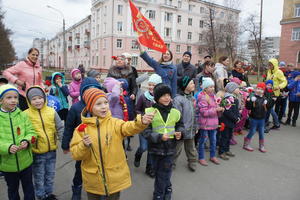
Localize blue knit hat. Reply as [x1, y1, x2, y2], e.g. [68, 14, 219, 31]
[279, 61, 286, 67]
[265, 80, 273, 86]
[0, 84, 19, 99]
[118, 78, 129, 91]
[202, 77, 215, 89]
[148, 74, 162, 85]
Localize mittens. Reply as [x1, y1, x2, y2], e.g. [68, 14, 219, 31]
[251, 96, 257, 102]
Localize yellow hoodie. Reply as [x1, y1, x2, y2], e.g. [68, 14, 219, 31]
[266, 58, 287, 96]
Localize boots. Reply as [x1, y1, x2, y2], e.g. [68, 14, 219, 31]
[134, 153, 142, 167]
[284, 119, 291, 125]
[292, 120, 296, 127]
[259, 140, 267, 153]
[71, 185, 82, 200]
[145, 165, 155, 178]
[243, 137, 254, 152]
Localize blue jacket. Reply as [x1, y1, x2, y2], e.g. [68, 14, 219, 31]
[61, 77, 102, 150]
[140, 51, 177, 97]
[50, 72, 69, 110]
[287, 79, 300, 102]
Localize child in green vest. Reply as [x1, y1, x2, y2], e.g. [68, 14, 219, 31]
[25, 86, 64, 200]
[144, 83, 184, 200]
[0, 84, 37, 200]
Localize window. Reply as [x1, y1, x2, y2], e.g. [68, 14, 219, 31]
[200, 7, 205, 13]
[117, 5, 123, 15]
[187, 46, 191, 52]
[188, 32, 192, 40]
[176, 45, 181, 53]
[165, 0, 172, 6]
[104, 6, 107, 16]
[199, 33, 203, 41]
[295, 4, 300, 17]
[132, 56, 138, 66]
[189, 4, 193, 12]
[198, 48, 203, 54]
[96, 56, 99, 65]
[292, 27, 300, 40]
[117, 22, 123, 32]
[96, 9, 100, 20]
[199, 20, 204, 28]
[297, 51, 300, 63]
[178, 1, 182, 8]
[103, 39, 107, 49]
[131, 40, 138, 49]
[220, 11, 225, 18]
[177, 15, 182, 23]
[116, 39, 123, 48]
[148, 10, 156, 19]
[188, 18, 193, 26]
[166, 43, 170, 49]
[104, 23, 107, 33]
[176, 29, 181, 39]
[96, 24, 99, 35]
[165, 12, 172, 22]
[164, 28, 171, 37]
[103, 56, 106, 66]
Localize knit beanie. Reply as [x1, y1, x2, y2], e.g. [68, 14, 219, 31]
[83, 88, 107, 113]
[71, 69, 81, 79]
[256, 82, 266, 90]
[0, 84, 19, 99]
[265, 80, 274, 86]
[225, 82, 239, 93]
[118, 78, 129, 91]
[230, 77, 242, 85]
[279, 61, 286, 67]
[27, 87, 45, 102]
[202, 77, 215, 89]
[183, 51, 192, 58]
[154, 83, 172, 103]
[178, 76, 193, 91]
[148, 74, 162, 85]
[87, 70, 101, 78]
[103, 77, 120, 93]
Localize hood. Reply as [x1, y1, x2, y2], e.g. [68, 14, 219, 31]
[51, 72, 65, 86]
[103, 77, 120, 93]
[80, 77, 102, 97]
[81, 108, 112, 125]
[71, 68, 81, 81]
[268, 58, 279, 73]
[26, 86, 47, 110]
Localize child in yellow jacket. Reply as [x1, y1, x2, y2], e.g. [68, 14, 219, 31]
[70, 88, 154, 200]
[24, 86, 64, 200]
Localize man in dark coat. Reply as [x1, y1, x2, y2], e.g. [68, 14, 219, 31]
[176, 51, 197, 80]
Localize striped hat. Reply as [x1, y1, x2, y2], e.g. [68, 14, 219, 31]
[82, 88, 107, 112]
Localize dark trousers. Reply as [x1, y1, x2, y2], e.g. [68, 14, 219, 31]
[87, 192, 120, 200]
[218, 127, 233, 155]
[3, 166, 35, 200]
[275, 96, 287, 121]
[152, 155, 173, 200]
[73, 161, 82, 187]
[287, 101, 300, 123]
[18, 95, 29, 111]
[58, 108, 68, 122]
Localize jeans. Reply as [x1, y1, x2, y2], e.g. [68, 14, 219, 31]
[265, 108, 280, 126]
[287, 101, 300, 123]
[198, 129, 217, 160]
[3, 166, 35, 200]
[32, 151, 56, 199]
[152, 155, 173, 200]
[219, 127, 233, 155]
[246, 118, 265, 140]
[136, 134, 152, 166]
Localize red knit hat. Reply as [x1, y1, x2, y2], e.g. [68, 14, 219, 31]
[82, 88, 107, 113]
[256, 82, 266, 90]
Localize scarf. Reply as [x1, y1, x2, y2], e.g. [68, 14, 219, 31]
[182, 61, 190, 68]
[144, 91, 154, 102]
[161, 61, 172, 65]
[119, 91, 129, 121]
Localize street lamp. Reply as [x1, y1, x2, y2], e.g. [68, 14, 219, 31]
[47, 5, 67, 72]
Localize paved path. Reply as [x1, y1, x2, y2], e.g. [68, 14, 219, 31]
[1, 122, 300, 200]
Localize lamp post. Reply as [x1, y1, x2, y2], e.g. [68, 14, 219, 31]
[47, 5, 67, 72]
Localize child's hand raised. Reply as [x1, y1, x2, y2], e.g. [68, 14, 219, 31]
[161, 134, 169, 141]
[83, 135, 92, 147]
[142, 111, 156, 125]
[9, 145, 19, 154]
[175, 132, 182, 140]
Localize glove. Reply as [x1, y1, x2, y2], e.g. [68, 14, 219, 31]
[251, 96, 257, 102]
[264, 100, 268, 105]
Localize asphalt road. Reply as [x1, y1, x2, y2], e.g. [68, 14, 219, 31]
[1, 122, 300, 200]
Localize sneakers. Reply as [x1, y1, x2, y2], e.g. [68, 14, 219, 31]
[134, 153, 142, 168]
[225, 151, 235, 157]
[209, 157, 220, 165]
[145, 167, 155, 178]
[284, 119, 291, 125]
[230, 138, 237, 145]
[219, 153, 229, 160]
[188, 163, 196, 172]
[270, 125, 280, 130]
[243, 137, 254, 152]
[198, 159, 208, 166]
[259, 140, 267, 153]
[292, 121, 296, 127]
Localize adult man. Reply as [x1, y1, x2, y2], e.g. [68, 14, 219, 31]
[198, 55, 212, 74]
[176, 51, 197, 79]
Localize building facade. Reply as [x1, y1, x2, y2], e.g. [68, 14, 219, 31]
[279, 0, 300, 68]
[247, 37, 280, 61]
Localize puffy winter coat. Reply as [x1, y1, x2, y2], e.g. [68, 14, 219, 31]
[287, 79, 300, 102]
[266, 59, 287, 96]
[70, 110, 148, 195]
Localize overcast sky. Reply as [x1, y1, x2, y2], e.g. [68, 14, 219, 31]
[1, 0, 284, 58]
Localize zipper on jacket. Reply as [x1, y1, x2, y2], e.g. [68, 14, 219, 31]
[33, 67, 36, 85]
[38, 110, 51, 152]
[9, 112, 20, 172]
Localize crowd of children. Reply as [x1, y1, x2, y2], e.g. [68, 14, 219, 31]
[0, 52, 300, 200]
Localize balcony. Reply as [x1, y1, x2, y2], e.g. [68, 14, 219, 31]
[85, 29, 90, 35]
[68, 36, 72, 41]
[75, 45, 80, 50]
[68, 46, 72, 51]
[75, 33, 80, 38]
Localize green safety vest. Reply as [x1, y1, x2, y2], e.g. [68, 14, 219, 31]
[145, 107, 181, 139]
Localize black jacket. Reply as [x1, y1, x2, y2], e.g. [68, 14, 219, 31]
[176, 62, 197, 79]
[264, 89, 276, 110]
[246, 95, 267, 119]
[220, 95, 240, 129]
[143, 103, 184, 156]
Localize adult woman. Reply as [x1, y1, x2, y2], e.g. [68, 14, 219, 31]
[195, 61, 216, 91]
[231, 60, 250, 86]
[137, 41, 177, 97]
[214, 56, 230, 92]
[3, 48, 43, 110]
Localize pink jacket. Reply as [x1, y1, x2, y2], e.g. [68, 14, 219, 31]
[197, 92, 219, 130]
[3, 58, 43, 97]
[69, 69, 82, 104]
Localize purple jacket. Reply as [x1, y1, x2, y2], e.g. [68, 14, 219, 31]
[107, 84, 124, 119]
[69, 80, 81, 104]
[197, 92, 219, 130]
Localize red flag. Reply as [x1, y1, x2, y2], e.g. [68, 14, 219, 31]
[129, 0, 167, 53]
